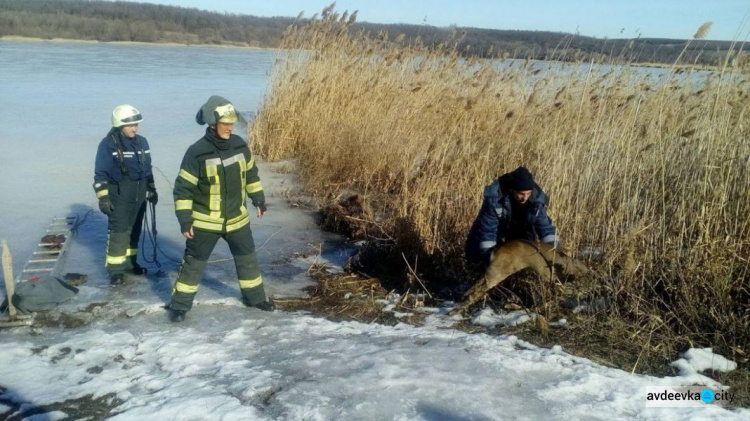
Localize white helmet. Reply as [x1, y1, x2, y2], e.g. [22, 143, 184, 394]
[112, 104, 143, 127]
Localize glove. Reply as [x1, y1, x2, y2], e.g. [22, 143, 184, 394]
[180, 221, 192, 233]
[147, 189, 158, 205]
[99, 197, 114, 216]
[255, 201, 267, 213]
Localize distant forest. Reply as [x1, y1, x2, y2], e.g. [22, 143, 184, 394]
[0, 0, 740, 65]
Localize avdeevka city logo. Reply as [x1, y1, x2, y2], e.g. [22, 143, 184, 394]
[645, 386, 735, 407]
[701, 389, 715, 403]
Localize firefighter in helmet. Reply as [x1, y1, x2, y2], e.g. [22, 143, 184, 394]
[168, 95, 273, 322]
[93, 105, 158, 285]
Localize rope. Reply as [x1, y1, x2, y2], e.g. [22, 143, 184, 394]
[68, 209, 94, 235]
[138, 203, 284, 266]
[86, 165, 286, 268]
[150, 164, 285, 264]
[206, 223, 284, 263]
[152, 165, 174, 191]
[141, 201, 183, 267]
[140, 202, 159, 267]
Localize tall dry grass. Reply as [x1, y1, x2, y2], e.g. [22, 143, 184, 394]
[252, 8, 749, 361]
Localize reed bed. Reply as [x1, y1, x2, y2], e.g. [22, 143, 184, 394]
[252, 8, 750, 368]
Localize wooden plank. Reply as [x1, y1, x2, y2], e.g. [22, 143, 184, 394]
[0, 319, 33, 327]
[0, 312, 34, 327]
[2, 240, 17, 317]
[4, 313, 31, 320]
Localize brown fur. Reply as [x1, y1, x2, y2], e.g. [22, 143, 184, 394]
[450, 240, 590, 316]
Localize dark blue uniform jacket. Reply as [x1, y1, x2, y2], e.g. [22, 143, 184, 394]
[465, 174, 558, 265]
[94, 129, 153, 184]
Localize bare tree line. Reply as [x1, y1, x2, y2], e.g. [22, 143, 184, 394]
[0, 0, 736, 64]
[0, 0, 295, 45]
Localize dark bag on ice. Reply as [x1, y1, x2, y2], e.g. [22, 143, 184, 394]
[0, 275, 79, 314]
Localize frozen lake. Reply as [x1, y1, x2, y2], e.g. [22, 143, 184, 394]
[0, 40, 272, 271]
[0, 40, 353, 299]
[0, 41, 273, 249]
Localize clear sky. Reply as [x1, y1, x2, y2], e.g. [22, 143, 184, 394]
[134, 0, 749, 41]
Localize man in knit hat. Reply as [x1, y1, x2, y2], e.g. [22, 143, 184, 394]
[465, 166, 558, 268]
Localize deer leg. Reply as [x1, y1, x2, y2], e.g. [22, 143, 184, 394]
[450, 259, 517, 315]
[463, 276, 491, 306]
[449, 276, 490, 316]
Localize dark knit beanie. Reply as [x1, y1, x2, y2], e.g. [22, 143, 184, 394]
[508, 166, 535, 191]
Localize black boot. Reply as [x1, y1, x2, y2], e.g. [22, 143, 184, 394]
[249, 300, 275, 312]
[110, 273, 124, 285]
[168, 308, 186, 322]
[131, 264, 148, 275]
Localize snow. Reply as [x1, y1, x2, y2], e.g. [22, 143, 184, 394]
[472, 308, 536, 327]
[669, 348, 739, 386]
[2, 311, 747, 420]
[0, 40, 747, 420]
[559, 297, 611, 314]
[678, 348, 739, 373]
[22, 412, 68, 421]
[550, 318, 568, 328]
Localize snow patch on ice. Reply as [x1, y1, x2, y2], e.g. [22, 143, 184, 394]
[472, 308, 536, 327]
[24, 411, 68, 421]
[679, 348, 738, 373]
[423, 314, 458, 328]
[670, 348, 738, 386]
[550, 318, 568, 328]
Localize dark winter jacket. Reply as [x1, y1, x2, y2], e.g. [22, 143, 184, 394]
[465, 174, 558, 265]
[173, 129, 264, 233]
[93, 129, 154, 198]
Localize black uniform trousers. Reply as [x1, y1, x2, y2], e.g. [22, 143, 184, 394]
[106, 178, 148, 276]
[170, 223, 266, 311]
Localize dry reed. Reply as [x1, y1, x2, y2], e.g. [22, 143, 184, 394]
[251, 7, 750, 369]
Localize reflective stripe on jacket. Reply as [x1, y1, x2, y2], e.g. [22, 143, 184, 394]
[173, 130, 264, 233]
[94, 130, 153, 183]
[465, 175, 557, 262]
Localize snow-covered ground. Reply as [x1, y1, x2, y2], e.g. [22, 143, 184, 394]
[1, 305, 747, 419]
[1, 158, 746, 420]
[1, 40, 747, 420]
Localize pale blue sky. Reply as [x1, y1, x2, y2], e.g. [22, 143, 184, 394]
[136, 0, 749, 41]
